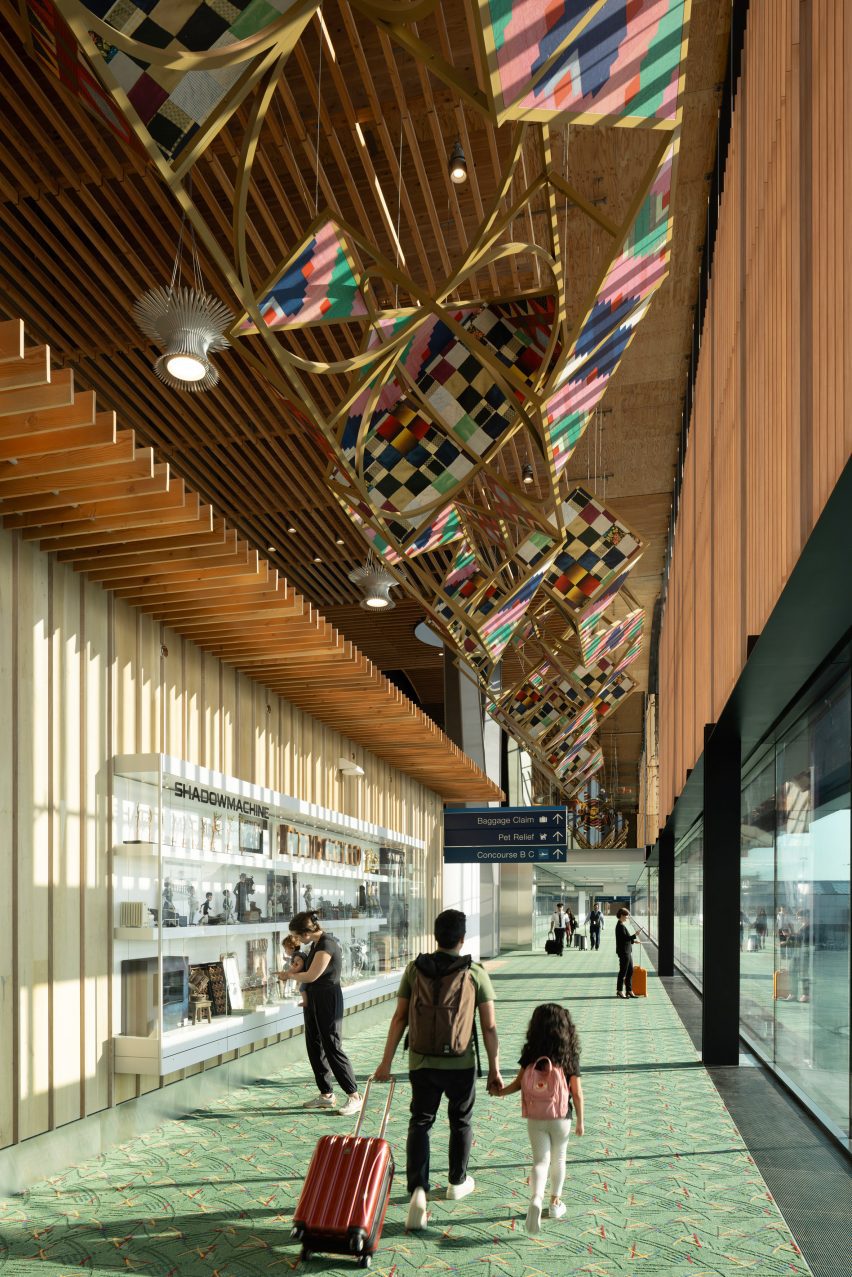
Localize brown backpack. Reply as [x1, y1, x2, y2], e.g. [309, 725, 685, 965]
[406, 953, 477, 1060]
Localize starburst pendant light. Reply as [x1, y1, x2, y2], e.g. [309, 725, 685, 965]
[348, 554, 398, 611]
[133, 216, 233, 392]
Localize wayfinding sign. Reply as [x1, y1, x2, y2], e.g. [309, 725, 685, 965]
[443, 806, 568, 864]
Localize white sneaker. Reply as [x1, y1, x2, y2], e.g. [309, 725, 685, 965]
[525, 1200, 542, 1234]
[406, 1188, 427, 1230]
[303, 1093, 336, 1108]
[550, 1200, 566, 1220]
[338, 1093, 363, 1118]
[446, 1175, 475, 1201]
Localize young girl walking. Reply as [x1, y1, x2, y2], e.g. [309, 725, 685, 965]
[497, 1003, 584, 1233]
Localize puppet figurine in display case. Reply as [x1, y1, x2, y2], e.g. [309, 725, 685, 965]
[221, 889, 237, 924]
[302, 882, 313, 914]
[162, 879, 179, 927]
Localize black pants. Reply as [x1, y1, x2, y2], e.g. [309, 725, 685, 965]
[553, 926, 566, 953]
[617, 951, 633, 993]
[589, 925, 601, 950]
[304, 985, 358, 1096]
[407, 1067, 476, 1194]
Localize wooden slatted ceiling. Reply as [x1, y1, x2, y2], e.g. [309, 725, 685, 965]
[0, 318, 500, 802]
[0, 1, 732, 809]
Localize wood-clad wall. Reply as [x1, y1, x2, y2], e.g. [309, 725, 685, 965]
[0, 522, 444, 1153]
[657, 0, 852, 828]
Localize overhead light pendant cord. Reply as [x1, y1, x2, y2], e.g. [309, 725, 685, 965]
[395, 116, 403, 308]
[314, 1, 324, 214]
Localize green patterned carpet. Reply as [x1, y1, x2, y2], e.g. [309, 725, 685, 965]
[0, 949, 811, 1275]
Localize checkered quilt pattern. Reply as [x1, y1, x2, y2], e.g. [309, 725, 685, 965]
[544, 144, 674, 474]
[341, 313, 470, 455]
[485, 0, 688, 125]
[542, 487, 641, 611]
[593, 669, 638, 720]
[357, 306, 542, 518]
[83, 1, 308, 162]
[547, 702, 599, 777]
[27, 1, 137, 145]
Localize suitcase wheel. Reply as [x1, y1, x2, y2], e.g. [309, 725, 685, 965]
[300, 1248, 313, 1263]
[358, 1257, 371, 1269]
[291, 1225, 304, 1242]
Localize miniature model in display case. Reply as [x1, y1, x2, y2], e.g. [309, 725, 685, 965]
[111, 755, 425, 1076]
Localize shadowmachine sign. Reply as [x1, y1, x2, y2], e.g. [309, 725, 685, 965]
[443, 806, 568, 864]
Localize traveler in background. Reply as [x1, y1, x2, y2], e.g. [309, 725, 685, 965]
[586, 902, 604, 950]
[614, 907, 639, 999]
[288, 911, 363, 1117]
[373, 908, 503, 1230]
[495, 1003, 584, 1234]
[549, 902, 570, 954]
[566, 910, 578, 941]
[755, 907, 768, 951]
[787, 909, 812, 1003]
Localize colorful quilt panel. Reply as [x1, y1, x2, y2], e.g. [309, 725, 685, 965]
[546, 145, 674, 473]
[26, 1, 137, 147]
[577, 561, 639, 660]
[81, 0, 311, 163]
[240, 220, 367, 332]
[582, 607, 644, 667]
[482, 0, 688, 125]
[356, 307, 538, 518]
[542, 488, 642, 611]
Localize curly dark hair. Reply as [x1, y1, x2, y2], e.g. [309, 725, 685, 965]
[518, 1003, 580, 1076]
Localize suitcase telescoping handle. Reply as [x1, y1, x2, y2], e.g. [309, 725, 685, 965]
[353, 1076, 395, 1140]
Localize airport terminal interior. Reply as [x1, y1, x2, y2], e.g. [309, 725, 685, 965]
[0, 1, 849, 1273]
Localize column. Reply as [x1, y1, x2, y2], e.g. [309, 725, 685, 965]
[701, 722, 742, 1066]
[657, 825, 674, 976]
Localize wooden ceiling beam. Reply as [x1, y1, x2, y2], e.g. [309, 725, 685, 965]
[3, 481, 189, 531]
[0, 366, 74, 417]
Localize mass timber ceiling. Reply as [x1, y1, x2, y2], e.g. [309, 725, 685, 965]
[0, 1, 731, 809]
[0, 315, 500, 802]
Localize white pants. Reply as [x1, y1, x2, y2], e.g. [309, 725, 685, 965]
[527, 1117, 571, 1201]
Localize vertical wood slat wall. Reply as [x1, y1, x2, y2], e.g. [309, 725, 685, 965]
[0, 523, 444, 1154]
[656, 0, 851, 828]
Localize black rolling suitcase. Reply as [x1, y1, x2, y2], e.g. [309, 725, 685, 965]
[545, 937, 561, 955]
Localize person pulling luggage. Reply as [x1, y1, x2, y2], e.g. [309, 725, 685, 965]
[373, 908, 503, 1230]
[585, 902, 604, 951]
[614, 908, 639, 998]
[549, 902, 570, 954]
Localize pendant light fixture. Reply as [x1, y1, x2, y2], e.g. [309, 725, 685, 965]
[133, 212, 233, 392]
[348, 553, 398, 611]
[522, 463, 534, 486]
[448, 138, 468, 185]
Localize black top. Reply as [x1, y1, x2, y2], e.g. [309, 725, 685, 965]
[306, 933, 343, 991]
[615, 921, 637, 956]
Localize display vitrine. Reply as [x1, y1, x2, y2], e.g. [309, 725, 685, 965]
[112, 755, 423, 1075]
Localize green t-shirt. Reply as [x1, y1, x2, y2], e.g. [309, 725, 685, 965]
[397, 950, 496, 1071]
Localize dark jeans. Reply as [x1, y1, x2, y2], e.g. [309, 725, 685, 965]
[304, 985, 358, 1096]
[589, 925, 601, 950]
[407, 1067, 476, 1193]
[617, 951, 633, 994]
[553, 926, 566, 953]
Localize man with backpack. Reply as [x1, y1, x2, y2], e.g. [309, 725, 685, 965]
[373, 908, 503, 1231]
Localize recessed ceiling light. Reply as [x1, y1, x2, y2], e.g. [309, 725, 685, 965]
[313, 556, 322, 563]
[335, 537, 345, 546]
[267, 545, 277, 553]
[288, 526, 297, 534]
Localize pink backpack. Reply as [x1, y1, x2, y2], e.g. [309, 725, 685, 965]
[520, 1057, 570, 1119]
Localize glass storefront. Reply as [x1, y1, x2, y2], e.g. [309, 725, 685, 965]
[633, 865, 658, 943]
[674, 820, 704, 988]
[740, 665, 850, 1144]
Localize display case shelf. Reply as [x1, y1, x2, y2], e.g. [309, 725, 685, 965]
[114, 916, 387, 943]
[112, 754, 419, 1076]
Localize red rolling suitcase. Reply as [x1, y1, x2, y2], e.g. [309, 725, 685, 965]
[291, 1078, 395, 1268]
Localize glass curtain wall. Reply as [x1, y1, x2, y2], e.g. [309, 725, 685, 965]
[633, 866, 658, 942]
[674, 820, 704, 988]
[741, 666, 850, 1145]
